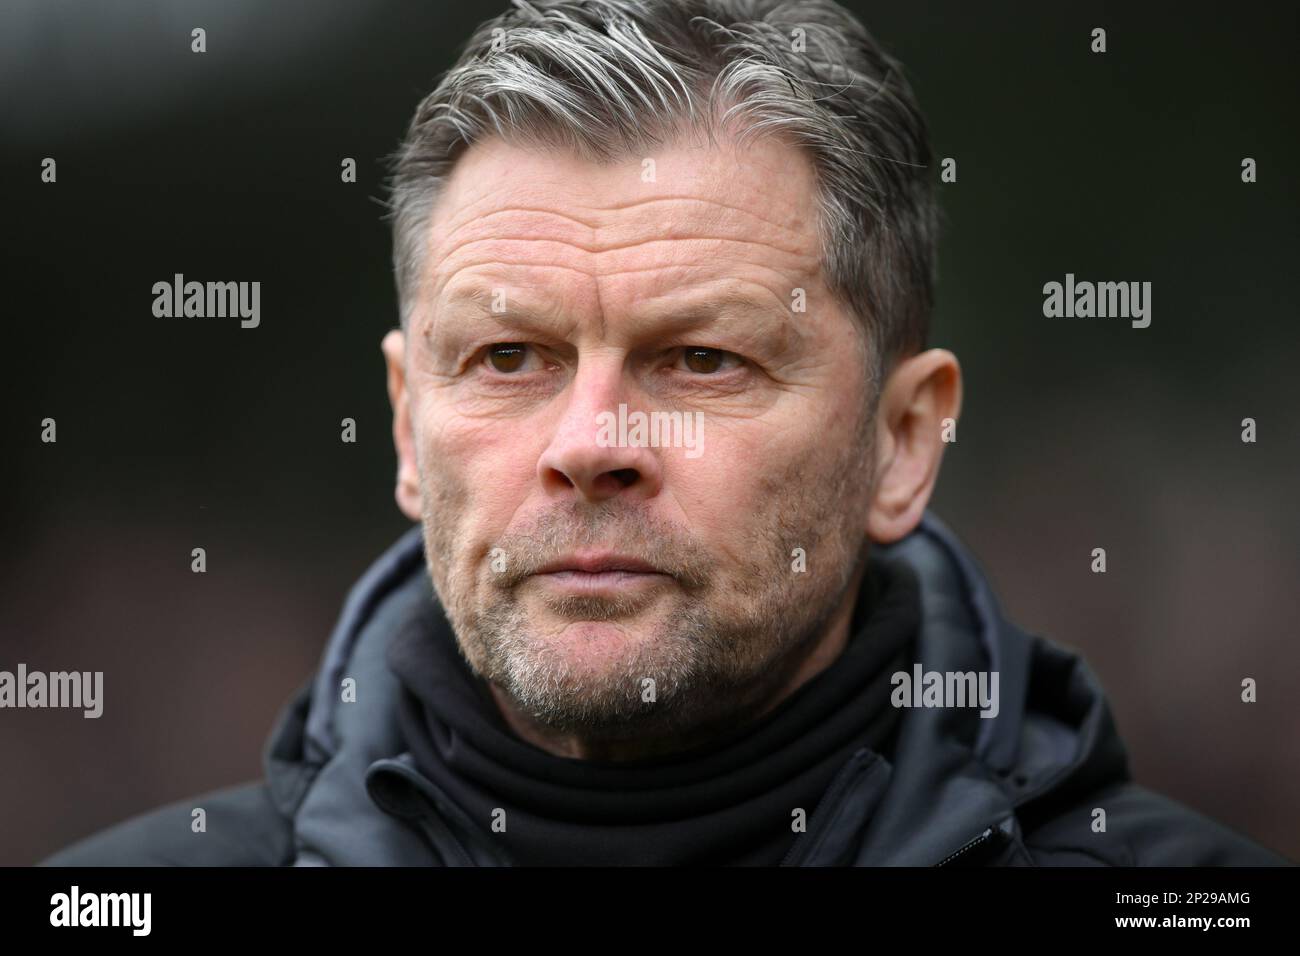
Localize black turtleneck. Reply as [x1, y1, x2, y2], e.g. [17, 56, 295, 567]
[386, 557, 920, 866]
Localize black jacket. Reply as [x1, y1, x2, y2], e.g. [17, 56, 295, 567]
[41, 512, 1290, 866]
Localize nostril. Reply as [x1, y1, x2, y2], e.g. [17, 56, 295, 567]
[543, 467, 575, 490]
[609, 468, 639, 487]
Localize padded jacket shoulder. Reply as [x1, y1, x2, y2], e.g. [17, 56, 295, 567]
[41, 780, 292, 867]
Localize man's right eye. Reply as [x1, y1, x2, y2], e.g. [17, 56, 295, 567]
[484, 343, 532, 373]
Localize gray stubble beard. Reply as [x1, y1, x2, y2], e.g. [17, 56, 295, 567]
[416, 403, 876, 744]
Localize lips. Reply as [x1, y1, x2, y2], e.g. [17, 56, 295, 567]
[535, 553, 664, 576]
[527, 552, 674, 604]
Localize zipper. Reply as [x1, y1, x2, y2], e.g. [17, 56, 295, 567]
[934, 825, 1007, 867]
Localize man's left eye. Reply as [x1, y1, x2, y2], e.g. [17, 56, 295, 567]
[678, 347, 741, 374]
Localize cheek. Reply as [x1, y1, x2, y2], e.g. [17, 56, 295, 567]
[667, 422, 809, 538]
[670, 406, 865, 543]
[418, 404, 540, 542]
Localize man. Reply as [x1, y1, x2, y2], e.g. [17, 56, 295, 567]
[44, 0, 1286, 866]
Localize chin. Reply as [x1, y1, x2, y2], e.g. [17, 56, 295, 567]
[536, 618, 653, 668]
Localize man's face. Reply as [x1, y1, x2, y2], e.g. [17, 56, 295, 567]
[395, 133, 877, 741]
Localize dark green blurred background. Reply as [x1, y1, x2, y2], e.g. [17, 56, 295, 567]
[2, 0, 1297, 864]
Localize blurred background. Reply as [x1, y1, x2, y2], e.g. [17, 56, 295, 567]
[2, 0, 1296, 865]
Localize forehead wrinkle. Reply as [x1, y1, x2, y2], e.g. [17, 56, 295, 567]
[435, 228, 813, 265]
[587, 195, 811, 256]
[435, 204, 600, 256]
[436, 137, 812, 235]
[428, 235, 819, 323]
[431, 191, 814, 268]
[590, 257, 819, 308]
[426, 255, 594, 330]
[428, 212, 595, 280]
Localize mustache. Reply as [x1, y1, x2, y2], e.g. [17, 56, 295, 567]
[485, 503, 713, 591]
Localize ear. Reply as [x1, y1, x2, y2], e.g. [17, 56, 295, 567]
[866, 348, 962, 543]
[382, 329, 422, 522]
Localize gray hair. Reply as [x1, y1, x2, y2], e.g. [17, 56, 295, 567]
[384, 0, 937, 380]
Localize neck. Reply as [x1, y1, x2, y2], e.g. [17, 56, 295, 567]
[487, 563, 868, 761]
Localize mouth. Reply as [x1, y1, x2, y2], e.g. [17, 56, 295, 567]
[531, 552, 673, 597]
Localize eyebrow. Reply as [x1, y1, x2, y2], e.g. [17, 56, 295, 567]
[437, 283, 803, 354]
[438, 286, 562, 329]
[638, 287, 789, 326]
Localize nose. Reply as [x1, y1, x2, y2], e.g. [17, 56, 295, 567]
[537, 358, 664, 504]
